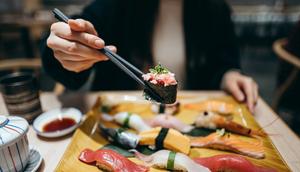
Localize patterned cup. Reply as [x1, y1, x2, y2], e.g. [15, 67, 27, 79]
[0, 116, 30, 172]
[0, 72, 42, 123]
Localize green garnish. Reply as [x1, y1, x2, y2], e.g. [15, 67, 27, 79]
[216, 128, 231, 138]
[101, 105, 111, 113]
[149, 64, 169, 74]
[122, 112, 132, 128]
[216, 128, 226, 137]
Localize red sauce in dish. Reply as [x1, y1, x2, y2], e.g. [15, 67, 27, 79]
[43, 117, 76, 132]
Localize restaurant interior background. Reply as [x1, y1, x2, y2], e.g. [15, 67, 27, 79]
[0, 0, 300, 135]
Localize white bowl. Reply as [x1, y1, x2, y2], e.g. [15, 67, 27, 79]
[0, 115, 30, 172]
[33, 108, 82, 138]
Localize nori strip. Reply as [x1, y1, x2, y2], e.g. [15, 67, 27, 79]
[155, 128, 169, 150]
[144, 80, 177, 104]
[159, 104, 166, 113]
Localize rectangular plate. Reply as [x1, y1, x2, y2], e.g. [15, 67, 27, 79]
[55, 93, 290, 172]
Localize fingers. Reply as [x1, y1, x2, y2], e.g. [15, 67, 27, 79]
[221, 71, 259, 113]
[59, 59, 96, 73]
[68, 19, 98, 35]
[50, 22, 104, 49]
[253, 82, 259, 105]
[47, 33, 108, 61]
[53, 50, 99, 73]
[242, 78, 255, 112]
[226, 81, 245, 102]
[106, 45, 117, 53]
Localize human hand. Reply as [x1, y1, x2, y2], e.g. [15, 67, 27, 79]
[221, 71, 259, 113]
[47, 19, 116, 73]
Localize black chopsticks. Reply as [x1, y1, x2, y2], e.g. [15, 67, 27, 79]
[52, 8, 163, 102]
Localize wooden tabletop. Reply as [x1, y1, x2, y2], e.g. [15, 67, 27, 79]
[1, 91, 300, 172]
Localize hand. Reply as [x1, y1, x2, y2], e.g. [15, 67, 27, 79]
[221, 71, 259, 113]
[47, 19, 116, 73]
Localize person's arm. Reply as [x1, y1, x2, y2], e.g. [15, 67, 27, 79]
[210, 1, 240, 88]
[40, 0, 116, 90]
[211, 1, 258, 112]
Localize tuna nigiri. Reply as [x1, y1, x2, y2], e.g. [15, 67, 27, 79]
[190, 132, 265, 159]
[131, 149, 211, 172]
[194, 154, 277, 172]
[79, 149, 149, 172]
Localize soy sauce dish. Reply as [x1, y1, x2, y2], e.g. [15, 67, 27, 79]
[33, 108, 82, 138]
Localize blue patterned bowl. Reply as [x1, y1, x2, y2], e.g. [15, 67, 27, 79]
[0, 115, 29, 172]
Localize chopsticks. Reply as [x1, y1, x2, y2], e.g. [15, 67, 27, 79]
[52, 8, 163, 102]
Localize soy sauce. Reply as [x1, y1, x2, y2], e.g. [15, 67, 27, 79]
[43, 117, 76, 132]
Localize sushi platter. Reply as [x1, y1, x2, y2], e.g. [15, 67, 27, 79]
[55, 93, 290, 172]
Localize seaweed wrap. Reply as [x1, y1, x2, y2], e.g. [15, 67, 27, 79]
[142, 64, 177, 104]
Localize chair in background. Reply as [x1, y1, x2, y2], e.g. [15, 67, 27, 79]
[272, 38, 300, 109]
[0, 58, 65, 95]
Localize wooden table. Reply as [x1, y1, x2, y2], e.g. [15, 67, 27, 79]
[1, 91, 300, 172]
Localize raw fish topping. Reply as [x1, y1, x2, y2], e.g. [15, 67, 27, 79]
[142, 64, 177, 87]
[78, 149, 148, 172]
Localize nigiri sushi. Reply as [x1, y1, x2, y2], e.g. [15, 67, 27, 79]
[195, 111, 266, 137]
[79, 149, 149, 172]
[190, 132, 265, 159]
[98, 124, 139, 149]
[114, 112, 151, 132]
[139, 127, 191, 154]
[131, 149, 211, 172]
[143, 64, 177, 104]
[194, 154, 277, 172]
[148, 114, 194, 133]
[184, 100, 236, 115]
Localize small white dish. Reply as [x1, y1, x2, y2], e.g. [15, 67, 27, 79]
[33, 108, 82, 138]
[23, 149, 43, 172]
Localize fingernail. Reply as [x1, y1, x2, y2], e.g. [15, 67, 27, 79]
[95, 40, 104, 48]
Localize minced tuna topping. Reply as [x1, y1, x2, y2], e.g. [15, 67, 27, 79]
[142, 64, 177, 87]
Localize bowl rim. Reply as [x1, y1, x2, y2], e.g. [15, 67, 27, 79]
[0, 72, 35, 88]
[32, 107, 82, 137]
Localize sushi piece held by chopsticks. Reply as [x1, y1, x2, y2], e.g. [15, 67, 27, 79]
[143, 64, 178, 104]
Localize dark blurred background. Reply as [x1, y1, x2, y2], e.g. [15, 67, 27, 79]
[0, 0, 300, 135]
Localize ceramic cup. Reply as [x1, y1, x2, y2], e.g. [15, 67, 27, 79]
[0, 72, 42, 123]
[0, 115, 30, 172]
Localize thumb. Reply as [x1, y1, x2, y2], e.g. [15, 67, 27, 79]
[68, 19, 98, 36]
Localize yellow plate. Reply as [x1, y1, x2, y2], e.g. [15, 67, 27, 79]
[55, 94, 290, 172]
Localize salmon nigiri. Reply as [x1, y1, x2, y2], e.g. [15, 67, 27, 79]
[190, 132, 265, 159]
[184, 100, 236, 115]
[79, 149, 148, 172]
